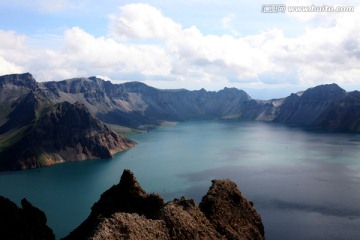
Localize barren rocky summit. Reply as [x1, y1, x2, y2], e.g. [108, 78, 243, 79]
[0, 169, 265, 239]
[64, 169, 265, 240]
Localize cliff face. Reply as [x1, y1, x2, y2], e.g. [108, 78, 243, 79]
[2, 73, 360, 133]
[43, 77, 251, 128]
[29, 74, 360, 132]
[0, 73, 135, 171]
[0, 196, 55, 240]
[273, 84, 347, 125]
[0, 100, 134, 171]
[64, 169, 265, 240]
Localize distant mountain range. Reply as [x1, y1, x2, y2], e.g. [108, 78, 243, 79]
[1, 73, 360, 170]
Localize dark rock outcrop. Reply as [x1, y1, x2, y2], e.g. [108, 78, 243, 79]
[0, 73, 135, 171]
[273, 84, 347, 125]
[0, 196, 55, 240]
[200, 180, 265, 240]
[0, 99, 135, 171]
[64, 169, 265, 240]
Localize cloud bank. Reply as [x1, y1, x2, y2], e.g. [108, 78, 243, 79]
[1, 3, 360, 91]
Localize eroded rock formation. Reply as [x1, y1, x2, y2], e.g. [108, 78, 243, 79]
[64, 169, 265, 240]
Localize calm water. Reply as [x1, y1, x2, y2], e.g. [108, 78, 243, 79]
[1, 121, 360, 239]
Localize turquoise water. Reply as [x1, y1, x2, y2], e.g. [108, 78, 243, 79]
[1, 120, 360, 239]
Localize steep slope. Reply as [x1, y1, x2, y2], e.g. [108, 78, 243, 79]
[314, 90, 360, 131]
[42, 75, 360, 131]
[64, 169, 265, 240]
[273, 84, 347, 125]
[0, 73, 38, 127]
[0, 100, 134, 171]
[43, 77, 251, 128]
[0, 73, 135, 171]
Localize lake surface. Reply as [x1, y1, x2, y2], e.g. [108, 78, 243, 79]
[1, 120, 360, 239]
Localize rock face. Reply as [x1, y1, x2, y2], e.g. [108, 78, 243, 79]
[4, 73, 358, 132]
[0, 74, 135, 171]
[43, 77, 252, 128]
[0, 196, 55, 240]
[64, 169, 265, 240]
[273, 84, 347, 125]
[200, 180, 264, 240]
[0, 100, 134, 171]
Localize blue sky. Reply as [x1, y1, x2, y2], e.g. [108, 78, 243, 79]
[1, 0, 360, 99]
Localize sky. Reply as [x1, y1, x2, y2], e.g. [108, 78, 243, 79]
[1, 0, 360, 99]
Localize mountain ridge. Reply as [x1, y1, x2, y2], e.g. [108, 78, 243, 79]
[1, 73, 360, 170]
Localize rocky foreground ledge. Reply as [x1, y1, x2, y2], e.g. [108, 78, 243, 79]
[64, 170, 265, 240]
[0, 170, 265, 240]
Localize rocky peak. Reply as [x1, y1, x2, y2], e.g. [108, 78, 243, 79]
[0, 73, 38, 89]
[91, 169, 165, 218]
[218, 87, 251, 101]
[200, 179, 265, 239]
[300, 83, 346, 102]
[44, 77, 105, 95]
[64, 170, 265, 240]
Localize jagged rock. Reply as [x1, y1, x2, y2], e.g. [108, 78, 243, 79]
[0, 196, 55, 240]
[63, 169, 165, 240]
[200, 180, 265, 240]
[90, 213, 170, 240]
[158, 197, 224, 239]
[64, 169, 265, 240]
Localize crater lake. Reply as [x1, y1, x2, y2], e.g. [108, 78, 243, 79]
[1, 120, 360, 239]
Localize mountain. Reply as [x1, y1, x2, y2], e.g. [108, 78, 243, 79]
[0, 73, 134, 171]
[273, 84, 347, 125]
[43, 77, 251, 128]
[39, 74, 360, 131]
[1, 73, 360, 170]
[63, 169, 265, 240]
[313, 90, 360, 130]
[248, 83, 360, 130]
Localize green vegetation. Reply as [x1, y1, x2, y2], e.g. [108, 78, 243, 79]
[106, 123, 145, 135]
[0, 125, 30, 152]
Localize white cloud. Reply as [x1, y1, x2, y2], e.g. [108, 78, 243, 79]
[2, 3, 360, 92]
[0, 56, 24, 75]
[109, 3, 182, 40]
[221, 13, 240, 36]
[62, 27, 172, 76]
